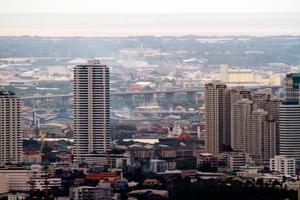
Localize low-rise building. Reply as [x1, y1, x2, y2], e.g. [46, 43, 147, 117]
[176, 147, 194, 158]
[270, 156, 296, 176]
[23, 151, 42, 164]
[0, 173, 9, 194]
[157, 146, 177, 158]
[129, 145, 154, 160]
[196, 153, 218, 170]
[109, 153, 131, 169]
[227, 153, 247, 171]
[149, 159, 176, 173]
[70, 183, 112, 200]
[31, 164, 62, 190]
[0, 167, 31, 192]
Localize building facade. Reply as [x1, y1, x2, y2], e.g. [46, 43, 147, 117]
[70, 183, 112, 200]
[73, 59, 110, 164]
[231, 98, 253, 152]
[204, 81, 229, 156]
[0, 168, 31, 192]
[279, 73, 300, 167]
[0, 91, 23, 166]
[279, 104, 300, 166]
[227, 153, 247, 172]
[270, 155, 296, 176]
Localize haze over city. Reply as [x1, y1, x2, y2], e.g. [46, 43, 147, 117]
[0, 0, 300, 36]
[1, 0, 300, 200]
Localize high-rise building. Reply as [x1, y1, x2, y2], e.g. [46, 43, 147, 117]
[248, 109, 277, 164]
[231, 96, 277, 164]
[227, 87, 251, 148]
[204, 81, 229, 155]
[283, 73, 300, 103]
[279, 73, 300, 167]
[265, 97, 281, 154]
[279, 103, 300, 165]
[73, 59, 110, 164]
[231, 98, 253, 152]
[261, 118, 277, 163]
[0, 91, 23, 166]
[264, 97, 281, 121]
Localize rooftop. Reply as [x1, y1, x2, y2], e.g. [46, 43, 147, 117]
[0, 90, 15, 96]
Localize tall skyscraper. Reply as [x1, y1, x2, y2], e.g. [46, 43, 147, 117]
[73, 59, 110, 164]
[265, 97, 281, 154]
[248, 109, 275, 163]
[279, 73, 300, 167]
[204, 81, 229, 156]
[227, 88, 278, 164]
[0, 91, 23, 166]
[227, 87, 251, 148]
[261, 118, 277, 163]
[231, 98, 253, 152]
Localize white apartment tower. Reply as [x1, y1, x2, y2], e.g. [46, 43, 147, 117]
[0, 91, 23, 166]
[73, 60, 110, 164]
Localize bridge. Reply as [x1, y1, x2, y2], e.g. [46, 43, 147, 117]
[20, 88, 203, 99]
[20, 85, 280, 107]
[20, 88, 204, 106]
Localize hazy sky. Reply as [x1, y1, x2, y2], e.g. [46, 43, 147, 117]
[0, 0, 300, 36]
[1, 0, 300, 13]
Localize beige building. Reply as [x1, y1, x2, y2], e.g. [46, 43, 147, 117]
[248, 109, 277, 164]
[231, 98, 253, 152]
[227, 153, 247, 172]
[0, 168, 31, 192]
[219, 65, 254, 83]
[0, 91, 23, 166]
[0, 173, 9, 194]
[230, 92, 278, 164]
[247, 110, 267, 161]
[0, 165, 62, 193]
[228, 69, 254, 83]
[252, 93, 270, 110]
[265, 97, 281, 121]
[262, 119, 277, 164]
[204, 81, 229, 156]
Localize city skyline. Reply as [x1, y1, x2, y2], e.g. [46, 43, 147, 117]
[0, 1, 300, 197]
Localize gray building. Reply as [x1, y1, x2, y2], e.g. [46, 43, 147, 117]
[70, 183, 112, 200]
[0, 91, 23, 166]
[279, 73, 300, 167]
